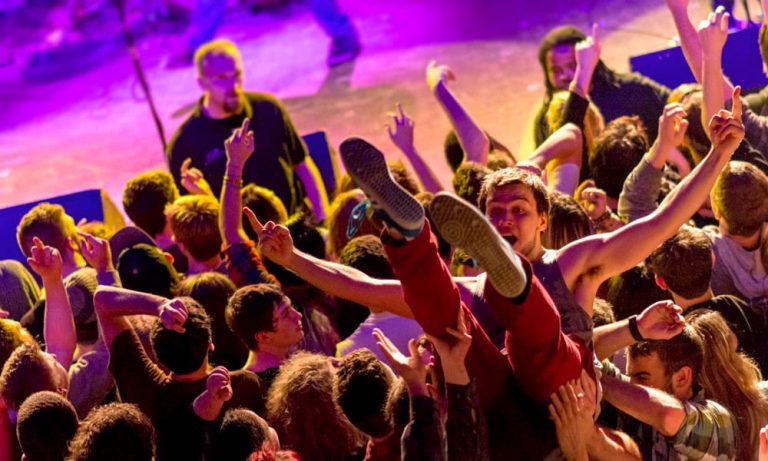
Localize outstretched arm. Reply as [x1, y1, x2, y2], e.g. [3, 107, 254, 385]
[28, 238, 76, 372]
[557, 95, 740, 285]
[427, 60, 490, 166]
[245, 209, 414, 318]
[593, 301, 685, 360]
[387, 104, 444, 193]
[601, 376, 687, 437]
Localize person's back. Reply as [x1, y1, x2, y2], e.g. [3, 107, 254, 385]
[705, 162, 768, 303]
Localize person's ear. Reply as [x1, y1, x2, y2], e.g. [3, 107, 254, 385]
[538, 211, 548, 233]
[255, 331, 270, 347]
[163, 251, 175, 265]
[671, 366, 694, 396]
[655, 274, 668, 291]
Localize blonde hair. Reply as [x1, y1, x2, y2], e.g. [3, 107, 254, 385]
[194, 39, 242, 76]
[546, 90, 604, 154]
[688, 310, 768, 461]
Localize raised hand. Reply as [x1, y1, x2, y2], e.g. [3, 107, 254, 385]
[374, 328, 428, 395]
[159, 298, 188, 333]
[27, 237, 63, 281]
[575, 24, 601, 76]
[709, 86, 744, 153]
[180, 158, 214, 197]
[386, 103, 416, 154]
[426, 60, 456, 93]
[224, 117, 255, 167]
[206, 366, 233, 402]
[425, 308, 472, 385]
[657, 103, 689, 151]
[637, 300, 686, 340]
[575, 180, 608, 220]
[243, 207, 294, 265]
[78, 231, 113, 273]
[698, 6, 729, 55]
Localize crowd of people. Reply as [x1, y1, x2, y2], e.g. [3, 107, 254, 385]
[6, 0, 768, 460]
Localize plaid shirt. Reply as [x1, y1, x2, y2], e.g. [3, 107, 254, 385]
[602, 361, 736, 460]
[654, 394, 736, 461]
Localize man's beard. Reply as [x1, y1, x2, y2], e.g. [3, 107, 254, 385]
[223, 93, 242, 113]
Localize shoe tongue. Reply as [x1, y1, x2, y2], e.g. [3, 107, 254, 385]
[346, 200, 371, 239]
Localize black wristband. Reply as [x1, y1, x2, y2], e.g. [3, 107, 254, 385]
[628, 315, 645, 342]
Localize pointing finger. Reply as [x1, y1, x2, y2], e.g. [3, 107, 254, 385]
[243, 207, 264, 238]
[732, 86, 742, 120]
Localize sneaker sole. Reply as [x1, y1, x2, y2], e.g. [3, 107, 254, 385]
[339, 137, 424, 233]
[429, 193, 525, 298]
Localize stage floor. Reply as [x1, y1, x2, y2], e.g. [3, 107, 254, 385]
[0, 0, 717, 212]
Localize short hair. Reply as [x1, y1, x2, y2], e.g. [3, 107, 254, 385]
[672, 86, 710, 163]
[226, 284, 285, 350]
[338, 235, 394, 280]
[176, 272, 247, 370]
[116, 243, 179, 298]
[591, 298, 616, 327]
[589, 116, 648, 199]
[0, 260, 42, 321]
[478, 167, 550, 215]
[0, 343, 59, 411]
[67, 403, 155, 461]
[453, 161, 491, 207]
[711, 161, 768, 237]
[628, 325, 704, 384]
[450, 248, 475, 276]
[207, 408, 271, 461]
[444, 130, 466, 172]
[605, 264, 668, 320]
[166, 195, 222, 262]
[647, 226, 712, 299]
[538, 26, 587, 94]
[194, 39, 241, 76]
[264, 215, 326, 287]
[388, 160, 422, 196]
[542, 191, 591, 250]
[241, 185, 289, 241]
[326, 189, 379, 258]
[417, 192, 452, 260]
[267, 352, 364, 461]
[16, 203, 76, 258]
[0, 319, 33, 369]
[16, 391, 78, 461]
[122, 170, 179, 238]
[150, 298, 212, 375]
[334, 349, 394, 437]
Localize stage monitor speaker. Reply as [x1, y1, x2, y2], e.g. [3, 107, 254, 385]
[630, 25, 768, 92]
[303, 131, 340, 200]
[0, 189, 125, 266]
